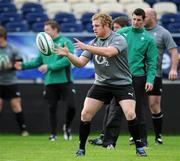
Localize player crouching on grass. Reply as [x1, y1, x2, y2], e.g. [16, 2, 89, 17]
[55, 13, 147, 157]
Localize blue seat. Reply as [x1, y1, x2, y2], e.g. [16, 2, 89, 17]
[54, 12, 76, 24]
[172, 0, 180, 11]
[158, 0, 171, 2]
[25, 12, 48, 24]
[85, 23, 93, 33]
[0, 0, 12, 5]
[167, 22, 180, 33]
[32, 22, 44, 32]
[60, 23, 84, 32]
[160, 13, 180, 28]
[21, 2, 44, 17]
[0, 3, 16, 14]
[80, 12, 94, 26]
[144, 0, 157, 7]
[5, 22, 29, 32]
[0, 12, 23, 26]
[109, 12, 128, 20]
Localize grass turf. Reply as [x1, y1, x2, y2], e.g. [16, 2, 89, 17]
[0, 134, 180, 161]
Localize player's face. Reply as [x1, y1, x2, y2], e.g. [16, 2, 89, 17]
[113, 23, 122, 32]
[44, 25, 57, 38]
[92, 19, 107, 38]
[144, 11, 152, 28]
[132, 14, 144, 29]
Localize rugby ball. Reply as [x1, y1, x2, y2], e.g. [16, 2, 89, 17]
[36, 32, 54, 56]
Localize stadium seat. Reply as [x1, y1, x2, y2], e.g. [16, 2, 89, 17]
[72, 2, 98, 19]
[160, 13, 180, 28]
[13, 0, 39, 9]
[144, 0, 157, 7]
[85, 22, 93, 33]
[0, 3, 17, 14]
[120, 0, 143, 5]
[25, 12, 48, 25]
[21, 2, 44, 17]
[93, 0, 117, 5]
[153, 2, 177, 19]
[167, 23, 180, 33]
[0, 0, 12, 4]
[99, 3, 124, 13]
[54, 12, 76, 24]
[109, 12, 128, 19]
[124, 2, 150, 16]
[5, 22, 29, 32]
[44, 2, 72, 18]
[67, 0, 91, 4]
[80, 12, 94, 26]
[172, 0, 180, 11]
[0, 12, 23, 26]
[32, 22, 44, 32]
[40, 0, 65, 4]
[60, 23, 84, 32]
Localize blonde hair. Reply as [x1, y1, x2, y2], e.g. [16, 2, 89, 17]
[92, 13, 112, 28]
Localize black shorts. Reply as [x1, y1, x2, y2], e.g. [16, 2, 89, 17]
[147, 77, 162, 96]
[87, 84, 135, 104]
[0, 84, 21, 100]
[44, 82, 76, 103]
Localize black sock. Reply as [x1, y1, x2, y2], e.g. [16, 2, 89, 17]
[140, 123, 147, 142]
[15, 111, 27, 131]
[65, 107, 75, 128]
[79, 121, 91, 150]
[128, 118, 143, 148]
[152, 112, 163, 139]
[49, 102, 58, 135]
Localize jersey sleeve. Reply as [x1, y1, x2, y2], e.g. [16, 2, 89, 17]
[109, 34, 128, 53]
[162, 29, 177, 50]
[146, 37, 158, 84]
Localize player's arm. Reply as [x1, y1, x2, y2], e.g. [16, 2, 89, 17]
[55, 45, 90, 67]
[168, 47, 179, 80]
[74, 38, 118, 58]
[15, 54, 43, 70]
[146, 39, 158, 85]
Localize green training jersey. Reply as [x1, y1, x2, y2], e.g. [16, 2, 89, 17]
[117, 26, 158, 84]
[22, 35, 74, 85]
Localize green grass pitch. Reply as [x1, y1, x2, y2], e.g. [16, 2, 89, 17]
[0, 134, 180, 161]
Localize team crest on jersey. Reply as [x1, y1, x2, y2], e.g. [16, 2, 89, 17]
[141, 37, 145, 41]
[0, 54, 11, 70]
[95, 55, 110, 66]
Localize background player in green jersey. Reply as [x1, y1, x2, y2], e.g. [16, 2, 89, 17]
[15, 20, 76, 141]
[117, 8, 158, 147]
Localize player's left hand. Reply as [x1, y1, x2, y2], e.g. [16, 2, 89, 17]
[74, 38, 87, 50]
[168, 69, 178, 80]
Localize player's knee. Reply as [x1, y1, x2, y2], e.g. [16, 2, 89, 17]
[11, 105, 22, 113]
[149, 100, 161, 113]
[81, 111, 93, 122]
[126, 111, 136, 120]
